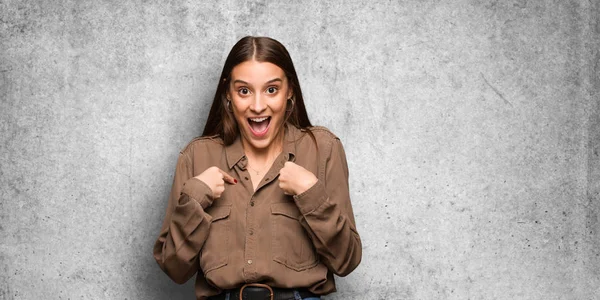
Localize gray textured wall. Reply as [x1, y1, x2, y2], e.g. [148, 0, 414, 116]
[1, 1, 599, 299]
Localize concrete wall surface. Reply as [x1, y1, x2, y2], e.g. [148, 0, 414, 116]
[1, 0, 599, 299]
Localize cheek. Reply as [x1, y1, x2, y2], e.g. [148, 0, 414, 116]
[230, 99, 246, 113]
[270, 97, 287, 113]
[230, 103, 246, 124]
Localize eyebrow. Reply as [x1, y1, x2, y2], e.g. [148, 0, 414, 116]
[232, 78, 283, 85]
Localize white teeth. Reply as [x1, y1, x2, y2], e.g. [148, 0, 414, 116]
[249, 117, 269, 122]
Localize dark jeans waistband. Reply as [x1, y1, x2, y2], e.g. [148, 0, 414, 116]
[209, 283, 319, 300]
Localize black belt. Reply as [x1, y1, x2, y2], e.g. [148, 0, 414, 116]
[209, 283, 318, 300]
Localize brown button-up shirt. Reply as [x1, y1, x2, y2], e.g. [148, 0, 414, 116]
[153, 125, 362, 300]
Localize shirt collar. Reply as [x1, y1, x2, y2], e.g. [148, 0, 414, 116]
[225, 123, 299, 170]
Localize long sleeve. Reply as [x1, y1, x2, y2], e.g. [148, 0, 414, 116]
[153, 150, 216, 284]
[293, 138, 362, 276]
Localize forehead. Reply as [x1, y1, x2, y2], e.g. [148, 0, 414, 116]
[230, 60, 286, 84]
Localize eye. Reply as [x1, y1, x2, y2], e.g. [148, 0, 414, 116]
[238, 87, 250, 96]
[266, 86, 278, 94]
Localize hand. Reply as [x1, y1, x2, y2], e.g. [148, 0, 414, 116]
[194, 166, 237, 199]
[278, 162, 318, 196]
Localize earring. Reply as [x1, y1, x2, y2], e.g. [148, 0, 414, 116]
[286, 98, 295, 112]
[226, 99, 233, 113]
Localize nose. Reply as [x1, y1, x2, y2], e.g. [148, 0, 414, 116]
[250, 94, 266, 114]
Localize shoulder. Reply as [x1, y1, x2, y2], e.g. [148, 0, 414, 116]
[179, 135, 224, 156]
[305, 126, 340, 141]
[298, 126, 344, 154]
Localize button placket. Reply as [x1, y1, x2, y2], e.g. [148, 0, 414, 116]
[235, 159, 254, 196]
[237, 156, 257, 280]
[244, 194, 256, 279]
[256, 156, 285, 190]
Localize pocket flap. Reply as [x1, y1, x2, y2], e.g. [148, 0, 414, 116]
[270, 202, 301, 219]
[208, 205, 231, 222]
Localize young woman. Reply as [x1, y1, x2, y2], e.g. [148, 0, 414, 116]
[153, 36, 362, 300]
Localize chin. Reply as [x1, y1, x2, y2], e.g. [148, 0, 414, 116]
[241, 125, 283, 151]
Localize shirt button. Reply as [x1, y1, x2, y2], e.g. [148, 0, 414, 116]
[247, 260, 253, 264]
[250, 201, 255, 206]
[245, 176, 249, 180]
[249, 230, 253, 235]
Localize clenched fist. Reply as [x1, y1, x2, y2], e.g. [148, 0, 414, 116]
[194, 166, 237, 199]
[278, 161, 318, 196]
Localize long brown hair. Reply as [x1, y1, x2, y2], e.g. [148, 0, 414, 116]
[202, 36, 313, 145]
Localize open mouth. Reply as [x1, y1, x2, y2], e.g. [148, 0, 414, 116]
[247, 116, 271, 137]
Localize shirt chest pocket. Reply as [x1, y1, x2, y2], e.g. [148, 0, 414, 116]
[201, 205, 231, 273]
[271, 202, 319, 271]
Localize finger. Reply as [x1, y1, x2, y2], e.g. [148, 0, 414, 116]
[218, 169, 237, 184]
[278, 181, 289, 195]
[284, 161, 297, 168]
[214, 186, 224, 198]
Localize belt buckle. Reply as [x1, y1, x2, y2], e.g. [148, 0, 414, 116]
[239, 283, 274, 300]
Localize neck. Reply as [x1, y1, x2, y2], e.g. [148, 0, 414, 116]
[242, 128, 285, 163]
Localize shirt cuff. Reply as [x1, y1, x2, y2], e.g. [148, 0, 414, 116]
[181, 178, 213, 209]
[293, 180, 328, 215]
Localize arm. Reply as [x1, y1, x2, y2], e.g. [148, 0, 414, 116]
[292, 138, 362, 276]
[152, 151, 216, 284]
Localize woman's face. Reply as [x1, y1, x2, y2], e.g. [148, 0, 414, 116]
[228, 60, 292, 152]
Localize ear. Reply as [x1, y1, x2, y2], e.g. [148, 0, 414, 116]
[225, 87, 231, 101]
[223, 78, 231, 100]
